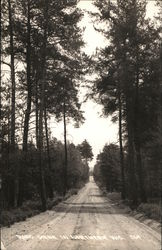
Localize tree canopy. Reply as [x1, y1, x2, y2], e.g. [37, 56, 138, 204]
[77, 139, 94, 163]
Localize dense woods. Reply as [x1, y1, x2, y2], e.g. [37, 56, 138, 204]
[92, 0, 162, 207]
[94, 144, 121, 192]
[0, 0, 161, 223]
[0, 0, 90, 212]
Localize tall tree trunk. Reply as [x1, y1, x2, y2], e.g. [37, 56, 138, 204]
[44, 107, 53, 199]
[0, 0, 2, 212]
[38, 78, 47, 211]
[123, 42, 138, 207]
[0, 0, 2, 124]
[17, 0, 32, 207]
[118, 91, 126, 200]
[7, 92, 11, 145]
[134, 48, 147, 203]
[126, 95, 138, 207]
[8, 0, 15, 151]
[8, 0, 18, 208]
[22, 0, 32, 152]
[63, 99, 68, 195]
[38, 0, 49, 211]
[159, 41, 162, 204]
[35, 79, 39, 149]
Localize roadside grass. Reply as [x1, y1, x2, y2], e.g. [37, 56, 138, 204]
[1, 188, 79, 227]
[106, 192, 121, 202]
[100, 188, 161, 223]
[136, 203, 161, 222]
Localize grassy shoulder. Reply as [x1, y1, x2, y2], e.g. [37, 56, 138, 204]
[1, 188, 78, 227]
[100, 186, 161, 223]
[136, 203, 161, 222]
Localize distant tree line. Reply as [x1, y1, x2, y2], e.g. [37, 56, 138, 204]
[92, 0, 162, 207]
[1, 138, 89, 209]
[94, 144, 121, 192]
[0, 0, 89, 211]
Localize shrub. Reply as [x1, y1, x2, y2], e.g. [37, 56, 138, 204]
[1, 191, 75, 227]
[1, 211, 15, 227]
[137, 203, 161, 222]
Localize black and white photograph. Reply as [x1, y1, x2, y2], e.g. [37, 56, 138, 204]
[0, 0, 162, 249]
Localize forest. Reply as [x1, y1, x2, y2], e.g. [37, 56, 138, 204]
[92, 0, 162, 208]
[0, 0, 93, 218]
[0, 0, 162, 224]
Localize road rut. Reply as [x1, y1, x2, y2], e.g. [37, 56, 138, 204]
[2, 178, 161, 250]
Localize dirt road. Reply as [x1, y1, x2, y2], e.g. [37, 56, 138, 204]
[2, 178, 161, 250]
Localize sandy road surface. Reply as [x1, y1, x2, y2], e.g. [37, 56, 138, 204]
[2, 178, 161, 250]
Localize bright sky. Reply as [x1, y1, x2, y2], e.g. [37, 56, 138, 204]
[51, 0, 157, 169]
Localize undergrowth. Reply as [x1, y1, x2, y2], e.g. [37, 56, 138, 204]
[1, 188, 79, 227]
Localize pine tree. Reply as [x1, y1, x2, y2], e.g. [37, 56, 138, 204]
[92, 0, 159, 205]
[77, 139, 93, 164]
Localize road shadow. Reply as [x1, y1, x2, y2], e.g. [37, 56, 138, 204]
[63, 202, 108, 205]
[89, 194, 105, 197]
[52, 202, 128, 215]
